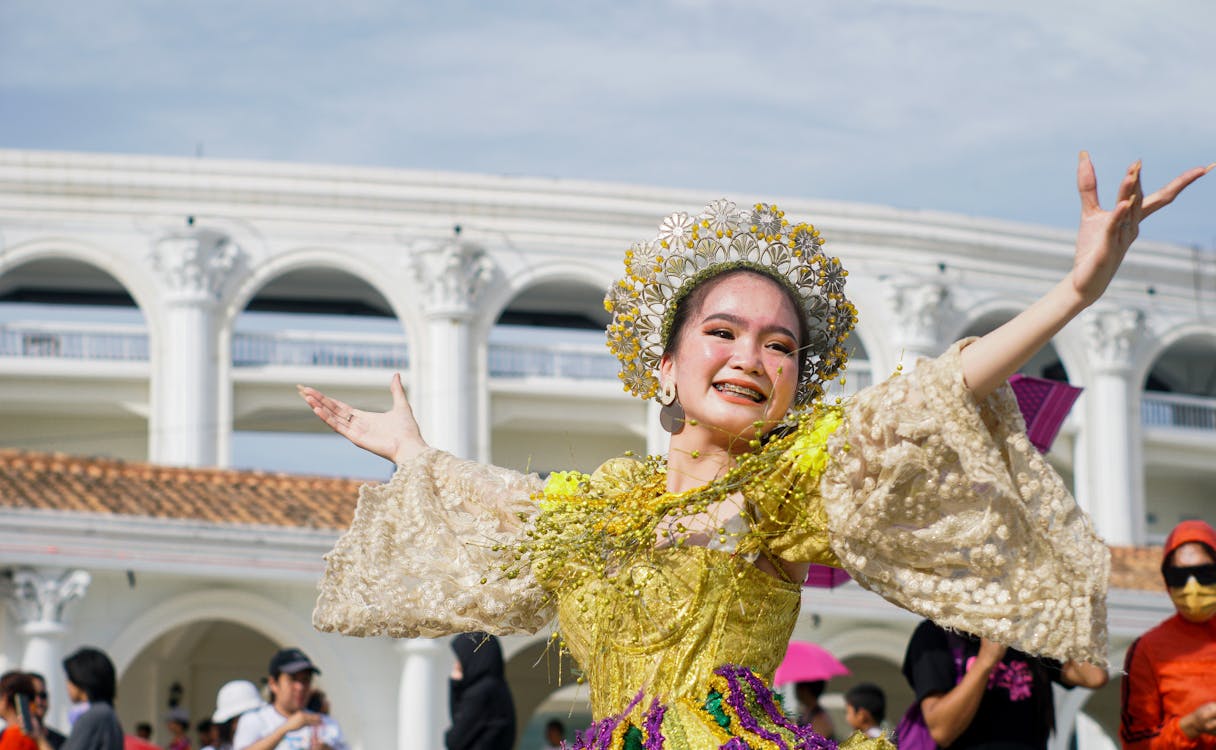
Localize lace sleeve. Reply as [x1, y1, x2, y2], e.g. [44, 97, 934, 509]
[819, 339, 1110, 666]
[313, 448, 553, 638]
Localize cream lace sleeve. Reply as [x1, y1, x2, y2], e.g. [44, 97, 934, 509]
[819, 339, 1110, 666]
[313, 448, 553, 638]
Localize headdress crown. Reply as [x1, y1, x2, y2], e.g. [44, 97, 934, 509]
[605, 199, 855, 405]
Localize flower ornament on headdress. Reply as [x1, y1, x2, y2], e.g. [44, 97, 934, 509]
[605, 199, 856, 406]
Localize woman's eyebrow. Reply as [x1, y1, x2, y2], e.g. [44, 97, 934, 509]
[702, 312, 797, 342]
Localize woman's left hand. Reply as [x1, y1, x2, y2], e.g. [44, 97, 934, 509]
[1070, 152, 1212, 306]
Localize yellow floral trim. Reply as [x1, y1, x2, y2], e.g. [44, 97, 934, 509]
[540, 471, 591, 510]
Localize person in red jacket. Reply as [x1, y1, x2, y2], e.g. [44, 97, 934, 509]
[1121, 519, 1216, 748]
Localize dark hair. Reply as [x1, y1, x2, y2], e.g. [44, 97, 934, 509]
[794, 680, 826, 698]
[845, 682, 886, 723]
[305, 690, 327, 713]
[62, 646, 117, 703]
[196, 719, 213, 732]
[663, 268, 811, 385]
[0, 671, 36, 710]
[546, 719, 565, 732]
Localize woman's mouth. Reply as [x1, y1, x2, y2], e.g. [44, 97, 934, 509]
[713, 382, 766, 403]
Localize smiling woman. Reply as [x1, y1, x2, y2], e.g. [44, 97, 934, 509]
[300, 158, 1209, 750]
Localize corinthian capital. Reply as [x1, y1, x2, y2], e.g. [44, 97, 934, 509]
[4, 568, 91, 625]
[411, 238, 497, 318]
[152, 227, 245, 302]
[1083, 306, 1145, 374]
[885, 279, 954, 351]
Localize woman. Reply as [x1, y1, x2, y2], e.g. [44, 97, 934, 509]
[0, 672, 51, 750]
[60, 648, 123, 750]
[445, 633, 515, 750]
[302, 156, 1209, 749]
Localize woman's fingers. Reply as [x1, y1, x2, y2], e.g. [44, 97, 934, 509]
[1076, 151, 1101, 214]
[296, 385, 356, 433]
[1142, 163, 1213, 218]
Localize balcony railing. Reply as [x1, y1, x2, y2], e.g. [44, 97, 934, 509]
[233, 331, 410, 369]
[0, 322, 149, 361]
[5, 321, 1213, 433]
[1142, 391, 1216, 432]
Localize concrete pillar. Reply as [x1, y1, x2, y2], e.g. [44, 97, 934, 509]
[396, 637, 451, 750]
[1080, 307, 1146, 545]
[5, 568, 91, 730]
[645, 401, 669, 458]
[410, 237, 496, 458]
[149, 226, 245, 467]
[882, 279, 953, 367]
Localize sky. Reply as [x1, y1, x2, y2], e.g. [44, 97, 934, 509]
[2, 0, 1215, 246]
[2, 1, 1215, 477]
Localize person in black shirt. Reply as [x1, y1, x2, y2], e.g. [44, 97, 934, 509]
[901, 620, 1107, 749]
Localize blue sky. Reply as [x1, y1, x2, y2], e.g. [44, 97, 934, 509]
[2, 0, 1214, 245]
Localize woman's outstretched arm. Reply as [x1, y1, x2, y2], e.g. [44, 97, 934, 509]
[297, 372, 428, 465]
[960, 153, 1212, 400]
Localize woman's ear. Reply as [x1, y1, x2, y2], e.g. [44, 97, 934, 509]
[659, 352, 676, 386]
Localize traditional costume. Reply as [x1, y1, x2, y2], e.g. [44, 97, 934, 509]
[313, 201, 1110, 749]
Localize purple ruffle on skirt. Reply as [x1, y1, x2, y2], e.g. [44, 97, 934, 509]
[564, 664, 837, 750]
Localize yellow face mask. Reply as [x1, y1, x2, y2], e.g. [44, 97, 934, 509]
[1169, 578, 1216, 623]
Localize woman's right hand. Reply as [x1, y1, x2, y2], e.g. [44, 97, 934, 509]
[297, 373, 428, 465]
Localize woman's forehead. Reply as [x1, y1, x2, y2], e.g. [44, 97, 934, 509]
[695, 273, 800, 325]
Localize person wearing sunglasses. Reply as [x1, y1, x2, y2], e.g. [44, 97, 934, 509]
[1121, 520, 1216, 749]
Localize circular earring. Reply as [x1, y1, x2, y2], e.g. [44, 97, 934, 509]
[658, 381, 685, 434]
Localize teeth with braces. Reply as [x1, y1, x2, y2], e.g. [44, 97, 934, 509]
[715, 383, 765, 402]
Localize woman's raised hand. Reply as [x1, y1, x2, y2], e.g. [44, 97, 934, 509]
[297, 373, 428, 465]
[961, 153, 1210, 399]
[1070, 152, 1212, 306]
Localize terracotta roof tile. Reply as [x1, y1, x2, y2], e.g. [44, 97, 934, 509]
[0, 449, 368, 530]
[1110, 545, 1165, 592]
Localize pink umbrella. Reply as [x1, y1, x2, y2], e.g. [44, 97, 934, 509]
[772, 640, 850, 686]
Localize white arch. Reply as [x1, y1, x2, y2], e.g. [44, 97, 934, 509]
[473, 258, 616, 342]
[820, 626, 910, 667]
[105, 588, 358, 730]
[221, 246, 423, 346]
[1131, 321, 1216, 392]
[0, 237, 159, 339]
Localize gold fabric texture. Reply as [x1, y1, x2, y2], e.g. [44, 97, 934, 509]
[555, 544, 803, 718]
[313, 449, 551, 638]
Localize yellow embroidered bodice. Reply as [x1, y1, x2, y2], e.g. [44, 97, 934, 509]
[556, 545, 803, 717]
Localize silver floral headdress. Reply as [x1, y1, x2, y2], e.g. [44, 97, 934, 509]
[604, 199, 855, 405]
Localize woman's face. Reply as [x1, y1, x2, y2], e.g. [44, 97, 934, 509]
[660, 272, 801, 448]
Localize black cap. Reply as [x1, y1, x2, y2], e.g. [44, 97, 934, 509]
[268, 647, 320, 677]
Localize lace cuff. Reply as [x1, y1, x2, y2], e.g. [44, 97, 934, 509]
[820, 340, 1110, 666]
[313, 448, 553, 638]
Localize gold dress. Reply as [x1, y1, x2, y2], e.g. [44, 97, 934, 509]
[313, 343, 1110, 749]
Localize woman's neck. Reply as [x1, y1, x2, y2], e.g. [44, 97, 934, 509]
[665, 426, 747, 492]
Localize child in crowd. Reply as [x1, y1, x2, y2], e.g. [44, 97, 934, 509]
[845, 683, 886, 739]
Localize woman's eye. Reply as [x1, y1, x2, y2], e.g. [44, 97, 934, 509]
[768, 341, 794, 354]
[707, 328, 734, 339]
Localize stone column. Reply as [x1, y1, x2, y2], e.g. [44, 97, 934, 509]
[410, 238, 496, 458]
[883, 279, 953, 367]
[398, 239, 492, 749]
[1081, 307, 1146, 545]
[4, 568, 91, 730]
[395, 637, 451, 750]
[149, 227, 245, 466]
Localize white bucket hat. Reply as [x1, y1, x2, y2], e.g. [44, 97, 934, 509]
[212, 680, 263, 724]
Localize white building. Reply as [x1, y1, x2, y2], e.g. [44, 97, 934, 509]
[0, 149, 1213, 749]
